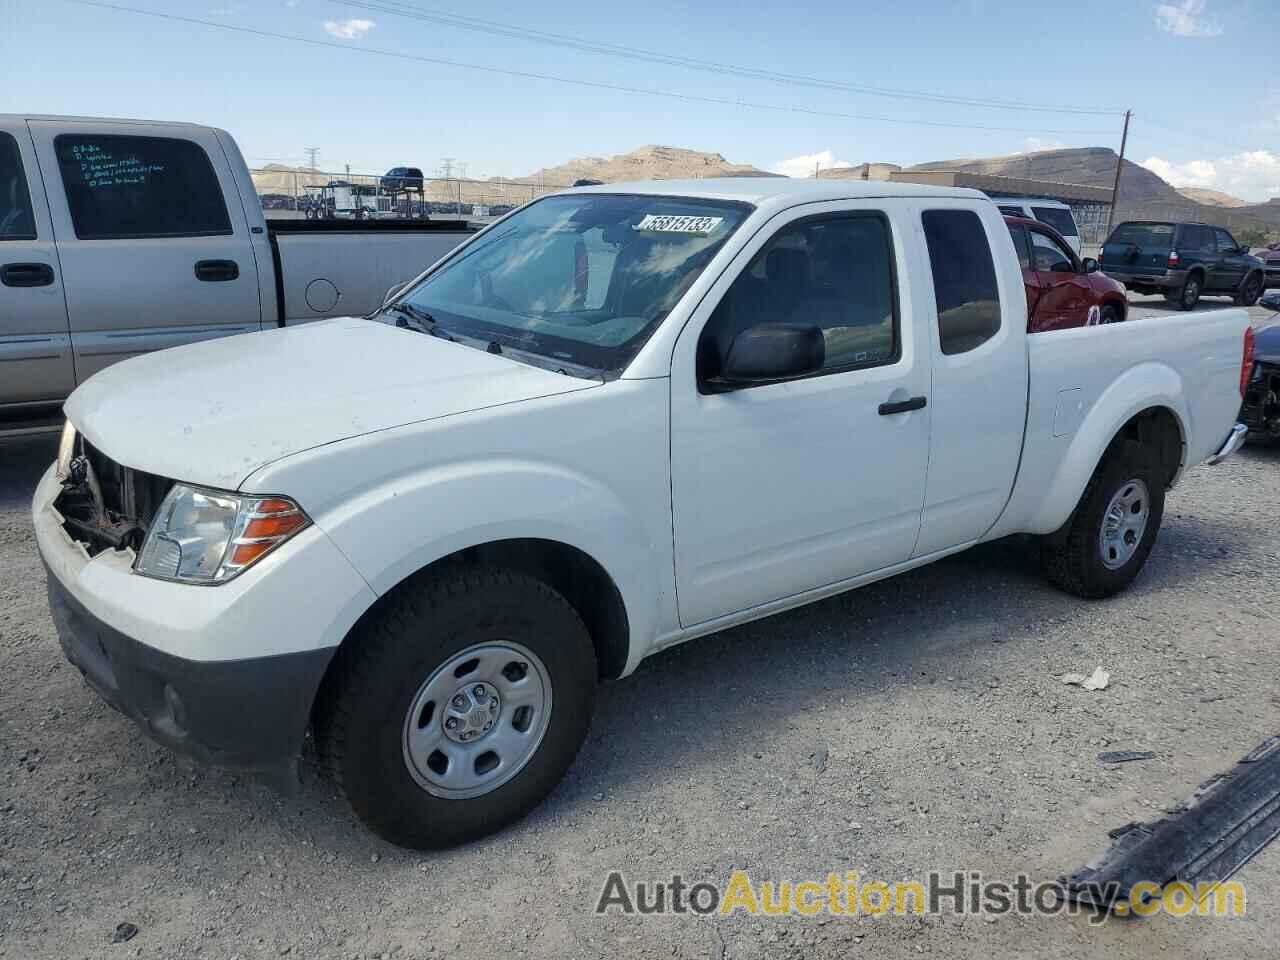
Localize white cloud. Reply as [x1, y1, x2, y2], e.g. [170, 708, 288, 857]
[1155, 0, 1222, 38]
[323, 18, 375, 40]
[771, 150, 853, 178]
[1140, 151, 1280, 202]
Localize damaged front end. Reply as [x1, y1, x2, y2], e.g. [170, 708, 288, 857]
[1241, 358, 1280, 441]
[53, 422, 173, 557]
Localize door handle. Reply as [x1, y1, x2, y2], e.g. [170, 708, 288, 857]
[878, 395, 927, 416]
[0, 262, 55, 287]
[194, 259, 240, 282]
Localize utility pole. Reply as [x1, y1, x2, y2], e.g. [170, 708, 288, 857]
[439, 157, 455, 179]
[304, 146, 320, 171]
[1105, 110, 1131, 237]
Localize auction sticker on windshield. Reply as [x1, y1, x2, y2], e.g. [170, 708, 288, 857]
[634, 214, 724, 234]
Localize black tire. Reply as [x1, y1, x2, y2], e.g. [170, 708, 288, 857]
[314, 565, 597, 849]
[1235, 272, 1264, 307]
[1100, 303, 1123, 325]
[1040, 439, 1165, 599]
[1167, 272, 1202, 311]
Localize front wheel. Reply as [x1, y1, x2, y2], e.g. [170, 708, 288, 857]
[1236, 272, 1263, 307]
[1099, 303, 1123, 325]
[314, 566, 597, 849]
[1040, 440, 1165, 599]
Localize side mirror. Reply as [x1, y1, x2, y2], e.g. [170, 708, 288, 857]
[720, 323, 825, 384]
[1081, 257, 1100, 274]
[382, 280, 410, 307]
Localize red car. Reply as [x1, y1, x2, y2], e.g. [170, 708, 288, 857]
[1004, 215, 1128, 332]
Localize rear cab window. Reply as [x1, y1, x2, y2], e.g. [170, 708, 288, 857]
[922, 209, 1002, 355]
[1179, 224, 1213, 253]
[0, 132, 37, 241]
[1006, 222, 1031, 271]
[53, 134, 232, 240]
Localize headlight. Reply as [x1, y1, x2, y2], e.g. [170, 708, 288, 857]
[135, 484, 310, 585]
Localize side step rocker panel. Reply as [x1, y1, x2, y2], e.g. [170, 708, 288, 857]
[1063, 734, 1280, 911]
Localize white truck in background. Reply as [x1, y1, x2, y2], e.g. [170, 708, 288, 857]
[34, 178, 1251, 850]
[0, 115, 476, 434]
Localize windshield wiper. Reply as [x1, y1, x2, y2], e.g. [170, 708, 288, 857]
[386, 303, 454, 341]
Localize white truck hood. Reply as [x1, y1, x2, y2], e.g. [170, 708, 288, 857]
[65, 317, 597, 490]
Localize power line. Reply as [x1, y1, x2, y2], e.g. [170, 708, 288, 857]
[338, 0, 1125, 118]
[61, 0, 1118, 138]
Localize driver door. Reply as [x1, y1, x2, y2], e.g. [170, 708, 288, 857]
[668, 204, 930, 627]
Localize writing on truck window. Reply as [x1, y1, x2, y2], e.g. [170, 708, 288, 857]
[54, 134, 232, 240]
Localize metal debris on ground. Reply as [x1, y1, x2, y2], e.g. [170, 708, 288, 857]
[111, 922, 139, 944]
[1098, 750, 1156, 764]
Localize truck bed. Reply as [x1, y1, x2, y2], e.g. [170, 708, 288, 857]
[266, 219, 476, 325]
[989, 307, 1251, 540]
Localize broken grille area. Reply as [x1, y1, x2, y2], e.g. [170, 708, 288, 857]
[55, 434, 174, 556]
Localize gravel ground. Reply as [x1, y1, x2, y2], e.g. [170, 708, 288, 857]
[2, 299, 1278, 959]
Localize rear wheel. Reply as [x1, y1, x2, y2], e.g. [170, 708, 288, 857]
[1167, 273, 1202, 311]
[1040, 440, 1165, 599]
[1235, 272, 1263, 307]
[314, 566, 597, 849]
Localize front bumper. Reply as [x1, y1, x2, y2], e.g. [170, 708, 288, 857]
[1207, 423, 1248, 464]
[32, 463, 377, 781]
[46, 564, 332, 779]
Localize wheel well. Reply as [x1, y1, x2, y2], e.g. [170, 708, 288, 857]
[1101, 297, 1126, 321]
[1112, 406, 1184, 488]
[331, 539, 631, 683]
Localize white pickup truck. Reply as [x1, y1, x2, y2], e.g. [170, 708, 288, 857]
[0, 114, 473, 433]
[33, 178, 1252, 850]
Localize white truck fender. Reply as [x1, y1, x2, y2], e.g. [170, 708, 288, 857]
[1021, 361, 1190, 536]
[309, 458, 662, 674]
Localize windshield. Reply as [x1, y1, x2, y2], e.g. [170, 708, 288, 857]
[394, 193, 751, 375]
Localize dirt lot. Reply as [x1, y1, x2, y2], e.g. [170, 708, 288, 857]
[2, 298, 1278, 959]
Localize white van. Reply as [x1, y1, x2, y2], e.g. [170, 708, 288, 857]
[989, 196, 1082, 255]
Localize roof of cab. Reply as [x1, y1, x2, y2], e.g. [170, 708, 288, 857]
[0, 113, 222, 127]
[568, 177, 988, 206]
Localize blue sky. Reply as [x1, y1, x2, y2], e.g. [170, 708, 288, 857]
[3, 0, 1278, 199]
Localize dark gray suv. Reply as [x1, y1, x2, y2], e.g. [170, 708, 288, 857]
[1100, 221, 1265, 310]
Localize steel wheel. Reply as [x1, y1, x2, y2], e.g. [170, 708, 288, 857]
[1098, 478, 1150, 570]
[402, 640, 553, 800]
